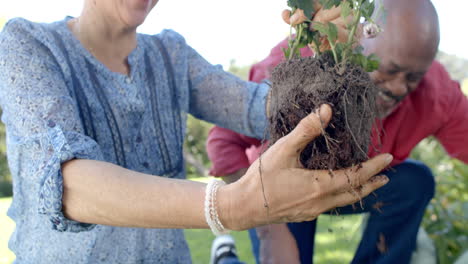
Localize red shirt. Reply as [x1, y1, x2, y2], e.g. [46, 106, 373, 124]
[207, 38, 468, 176]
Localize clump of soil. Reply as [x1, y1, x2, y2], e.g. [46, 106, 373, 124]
[268, 54, 378, 170]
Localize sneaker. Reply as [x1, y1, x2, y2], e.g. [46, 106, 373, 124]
[209, 235, 238, 264]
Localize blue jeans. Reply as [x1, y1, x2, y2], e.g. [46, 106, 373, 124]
[248, 159, 435, 264]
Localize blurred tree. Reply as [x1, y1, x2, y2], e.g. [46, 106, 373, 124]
[184, 115, 212, 178]
[227, 59, 251, 81]
[0, 18, 12, 197]
[411, 139, 468, 264]
[411, 51, 468, 263]
[0, 110, 12, 197]
[436, 51, 468, 82]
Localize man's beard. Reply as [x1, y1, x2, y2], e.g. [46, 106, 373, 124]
[376, 88, 408, 118]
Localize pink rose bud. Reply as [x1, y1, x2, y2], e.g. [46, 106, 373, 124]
[363, 22, 381, 39]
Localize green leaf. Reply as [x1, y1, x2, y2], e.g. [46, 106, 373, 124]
[340, 1, 351, 20]
[335, 42, 352, 55]
[353, 45, 364, 54]
[297, 42, 307, 49]
[351, 53, 380, 72]
[361, 0, 375, 19]
[313, 21, 329, 36]
[327, 22, 338, 44]
[312, 33, 323, 54]
[375, 2, 387, 24]
[305, 28, 317, 44]
[350, 53, 373, 72]
[282, 47, 291, 59]
[322, 0, 341, 10]
[350, 53, 366, 68]
[287, 0, 298, 8]
[314, 22, 338, 44]
[293, 0, 315, 19]
[365, 53, 380, 72]
[335, 42, 347, 61]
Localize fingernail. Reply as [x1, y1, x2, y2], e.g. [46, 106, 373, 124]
[385, 154, 393, 164]
[372, 175, 389, 183]
[380, 175, 389, 183]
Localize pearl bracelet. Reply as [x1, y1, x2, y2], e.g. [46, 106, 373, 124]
[204, 179, 230, 235]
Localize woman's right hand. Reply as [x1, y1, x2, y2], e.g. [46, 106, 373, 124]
[218, 104, 392, 230]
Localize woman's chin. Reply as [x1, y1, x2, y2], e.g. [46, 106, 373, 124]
[123, 13, 148, 28]
[122, 3, 155, 28]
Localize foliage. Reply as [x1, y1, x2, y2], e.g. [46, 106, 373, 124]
[1, 194, 364, 264]
[411, 138, 468, 263]
[436, 51, 468, 82]
[0, 111, 11, 198]
[185, 214, 364, 264]
[288, 0, 316, 20]
[227, 59, 250, 81]
[184, 115, 213, 178]
[284, 0, 381, 72]
[0, 23, 7, 200]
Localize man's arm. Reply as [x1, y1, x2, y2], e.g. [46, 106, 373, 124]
[206, 126, 262, 178]
[433, 69, 468, 163]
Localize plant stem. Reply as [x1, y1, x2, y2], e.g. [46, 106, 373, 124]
[289, 23, 304, 60]
[329, 41, 339, 65]
[343, 0, 363, 62]
[312, 38, 321, 57]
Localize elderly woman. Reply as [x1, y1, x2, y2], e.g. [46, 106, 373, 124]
[0, 0, 391, 263]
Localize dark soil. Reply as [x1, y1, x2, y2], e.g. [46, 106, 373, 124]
[268, 54, 378, 170]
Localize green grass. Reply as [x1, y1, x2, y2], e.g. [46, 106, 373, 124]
[185, 214, 362, 264]
[0, 196, 362, 264]
[0, 198, 15, 264]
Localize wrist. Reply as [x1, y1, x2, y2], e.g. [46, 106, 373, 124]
[218, 172, 265, 231]
[217, 183, 238, 230]
[204, 179, 231, 235]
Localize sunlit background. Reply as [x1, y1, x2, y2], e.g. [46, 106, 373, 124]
[0, 1, 467, 264]
[0, 0, 467, 68]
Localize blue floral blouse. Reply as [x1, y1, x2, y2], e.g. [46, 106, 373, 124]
[0, 17, 268, 263]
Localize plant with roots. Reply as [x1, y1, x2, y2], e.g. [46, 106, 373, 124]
[267, 0, 387, 171]
[282, 0, 384, 72]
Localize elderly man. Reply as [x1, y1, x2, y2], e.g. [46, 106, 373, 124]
[206, 0, 468, 263]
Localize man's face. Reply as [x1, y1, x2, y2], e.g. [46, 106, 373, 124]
[364, 37, 435, 118]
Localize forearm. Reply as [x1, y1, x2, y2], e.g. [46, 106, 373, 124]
[62, 159, 208, 229]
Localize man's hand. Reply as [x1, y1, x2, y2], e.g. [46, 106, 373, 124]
[257, 224, 300, 264]
[281, 1, 358, 51]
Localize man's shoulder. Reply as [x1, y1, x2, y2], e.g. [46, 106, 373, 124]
[417, 60, 458, 97]
[409, 60, 463, 115]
